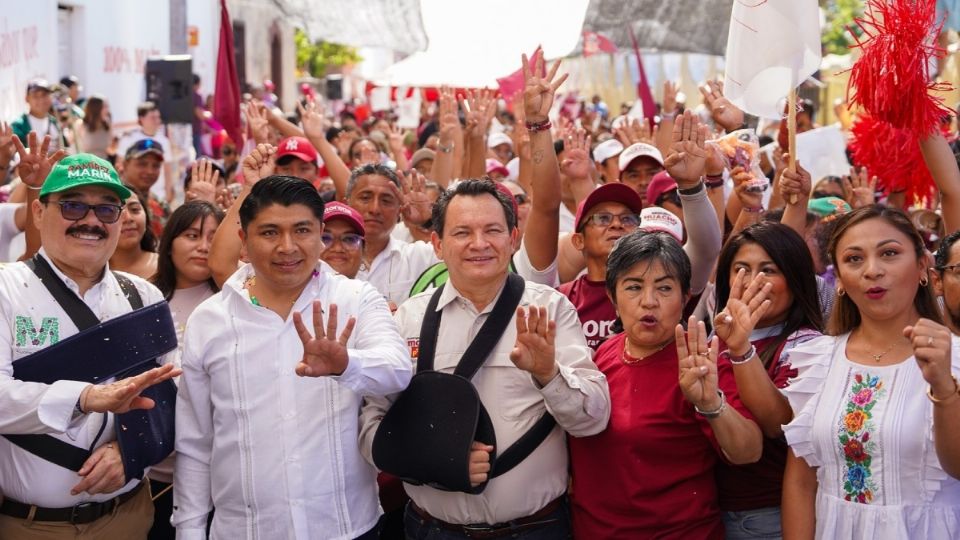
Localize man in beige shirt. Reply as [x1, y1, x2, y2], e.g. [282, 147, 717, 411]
[359, 178, 610, 538]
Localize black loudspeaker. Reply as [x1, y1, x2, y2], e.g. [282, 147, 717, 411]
[325, 75, 343, 101]
[145, 55, 194, 124]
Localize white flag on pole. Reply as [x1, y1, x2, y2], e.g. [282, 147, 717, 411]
[723, 1, 822, 120]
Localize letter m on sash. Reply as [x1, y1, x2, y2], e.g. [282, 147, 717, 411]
[15, 316, 60, 347]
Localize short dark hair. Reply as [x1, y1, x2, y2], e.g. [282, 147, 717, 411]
[239, 175, 326, 230]
[152, 200, 224, 299]
[345, 163, 401, 199]
[606, 230, 692, 299]
[192, 73, 200, 85]
[137, 101, 158, 119]
[431, 179, 516, 236]
[936, 230, 960, 272]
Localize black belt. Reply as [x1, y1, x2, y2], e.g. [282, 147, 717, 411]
[0, 481, 145, 524]
[409, 496, 565, 539]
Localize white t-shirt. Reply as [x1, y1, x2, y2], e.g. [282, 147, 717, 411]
[0, 203, 24, 263]
[118, 128, 172, 201]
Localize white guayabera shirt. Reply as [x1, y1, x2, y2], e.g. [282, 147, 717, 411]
[173, 264, 411, 540]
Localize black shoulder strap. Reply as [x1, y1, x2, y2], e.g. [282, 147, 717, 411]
[416, 273, 525, 377]
[112, 272, 143, 310]
[26, 255, 100, 330]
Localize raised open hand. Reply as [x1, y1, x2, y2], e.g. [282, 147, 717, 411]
[560, 128, 592, 180]
[699, 80, 744, 132]
[293, 301, 356, 377]
[186, 159, 221, 203]
[386, 122, 407, 154]
[664, 111, 709, 186]
[844, 166, 877, 208]
[13, 132, 67, 189]
[390, 169, 432, 225]
[460, 89, 497, 139]
[0, 122, 13, 157]
[676, 317, 722, 411]
[521, 50, 568, 123]
[438, 86, 462, 142]
[510, 306, 558, 386]
[241, 143, 276, 185]
[245, 101, 271, 144]
[713, 268, 773, 356]
[663, 80, 680, 117]
[297, 98, 327, 142]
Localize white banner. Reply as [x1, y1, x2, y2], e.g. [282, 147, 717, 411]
[0, 2, 58, 124]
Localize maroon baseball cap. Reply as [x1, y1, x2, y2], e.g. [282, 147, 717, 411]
[324, 201, 365, 236]
[646, 171, 679, 207]
[276, 136, 319, 165]
[574, 182, 644, 231]
[493, 181, 520, 223]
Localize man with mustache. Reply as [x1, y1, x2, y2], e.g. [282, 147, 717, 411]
[0, 138, 181, 538]
[933, 230, 960, 332]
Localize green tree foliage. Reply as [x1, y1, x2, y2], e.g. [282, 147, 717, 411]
[821, 0, 865, 55]
[294, 28, 362, 76]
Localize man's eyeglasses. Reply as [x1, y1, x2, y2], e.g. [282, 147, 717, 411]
[938, 264, 960, 277]
[321, 232, 364, 250]
[55, 201, 124, 223]
[581, 212, 640, 230]
[514, 194, 530, 206]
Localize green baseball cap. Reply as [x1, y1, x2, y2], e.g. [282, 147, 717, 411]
[40, 154, 132, 201]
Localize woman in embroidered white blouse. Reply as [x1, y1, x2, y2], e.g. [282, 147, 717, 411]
[781, 206, 960, 539]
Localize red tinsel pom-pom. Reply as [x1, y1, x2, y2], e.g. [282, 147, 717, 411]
[848, 114, 935, 205]
[846, 0, 952, 136]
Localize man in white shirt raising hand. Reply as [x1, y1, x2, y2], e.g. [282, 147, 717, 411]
[173, 175, 411, 540]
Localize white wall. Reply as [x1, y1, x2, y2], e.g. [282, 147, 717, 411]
[0, 0, 59, 123]
[186, 0, 219, 102]
[227, 0, 296, 110]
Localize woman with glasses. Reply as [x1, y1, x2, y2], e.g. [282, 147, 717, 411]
[321, 202, 366, 279]
[146, 200, 224, 540]
[568, 230, 762, 538]
[109, 187, 158, 279]
[781, 206, 960, 538]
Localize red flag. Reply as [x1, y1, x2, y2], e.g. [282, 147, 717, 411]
[497, 46, 543, 104]
[627, 26, 656, 123]
[582, 31, 617, 57]
[214, 0, 242, 147]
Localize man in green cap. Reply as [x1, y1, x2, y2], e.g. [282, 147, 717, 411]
[0, 135, 180, 538]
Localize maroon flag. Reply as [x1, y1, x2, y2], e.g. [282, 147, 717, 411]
[627, 26, 656, 122]
[497, 46, 543, 104]
[582, 31, 617, 57]
[214, 0, 242, 147]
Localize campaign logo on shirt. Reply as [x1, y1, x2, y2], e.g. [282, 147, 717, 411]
[15, 316, 60, 347]
[407, 338, 420, 360]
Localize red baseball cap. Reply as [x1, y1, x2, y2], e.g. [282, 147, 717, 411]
[574, 183, 644, 231]
[323, 201, 365, 236]
[276, 136, 319, 165]
[645, 171, 679, 207]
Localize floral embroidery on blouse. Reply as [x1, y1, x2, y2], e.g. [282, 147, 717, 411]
[838, 373, 885, 503]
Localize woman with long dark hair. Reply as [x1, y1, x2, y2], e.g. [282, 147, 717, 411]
[109, 187, 158, 279]
[782, 205, 960, 538]
[711, 221, 824, 538]
[146, 200, 223, 540]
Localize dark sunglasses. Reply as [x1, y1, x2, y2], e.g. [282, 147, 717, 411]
[130, 138, 164, 153]
[321, 232, 364, 250]
[55, 201, 124, 223]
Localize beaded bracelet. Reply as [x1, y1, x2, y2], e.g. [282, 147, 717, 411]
[721, 345, 757, 365]
[525, 119, 552, 133]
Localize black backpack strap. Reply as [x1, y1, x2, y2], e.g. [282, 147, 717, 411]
[490, 414, 557, 479]
[452, 273, 525, 379]
[26, 255, 100, 330]
[112, 272, 143, 310]
[415, 285, 446, 373]
[2, 434, 90, 472]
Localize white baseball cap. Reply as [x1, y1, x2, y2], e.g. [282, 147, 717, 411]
[488, 132, 514, 150]
[592, 139, 624, 164]
[639, 206, 683, 242]
[618, 143, 664, 172]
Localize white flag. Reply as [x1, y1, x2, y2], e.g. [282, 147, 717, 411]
[723, 1, 822, 120]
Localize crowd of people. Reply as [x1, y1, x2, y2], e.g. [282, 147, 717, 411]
[1, 46, 960, 540]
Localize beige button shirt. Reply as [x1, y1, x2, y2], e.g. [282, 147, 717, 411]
[359, 277, 611, 525]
